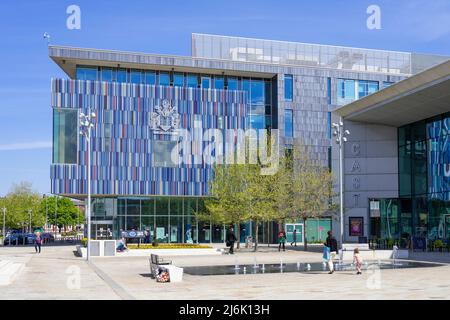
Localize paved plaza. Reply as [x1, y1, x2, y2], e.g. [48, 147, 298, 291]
[0, 245, 449, 300]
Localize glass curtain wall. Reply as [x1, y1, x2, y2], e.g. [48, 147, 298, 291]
[396, 112, 450, 240]
[103, 197, 228, 243]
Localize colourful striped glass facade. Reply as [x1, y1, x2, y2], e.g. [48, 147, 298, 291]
[50, 78, 248, 197]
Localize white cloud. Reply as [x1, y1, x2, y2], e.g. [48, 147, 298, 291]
[0, 141, 52, 151]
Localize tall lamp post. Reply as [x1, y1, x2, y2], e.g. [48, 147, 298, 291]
[332, 119, 350, 249]
[2, 207, 6, 245]
[54, 195, 58, 234]
[43, 194, 48, 232]
[79, 109, 96, 261]
[28, 209, 32, 233]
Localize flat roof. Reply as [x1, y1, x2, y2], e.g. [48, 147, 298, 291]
[334, 59, 450, 127]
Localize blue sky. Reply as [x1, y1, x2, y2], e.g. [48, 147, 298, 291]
[0, 0, 450, 196]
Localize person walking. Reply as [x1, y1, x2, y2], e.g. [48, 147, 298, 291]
[226, 226, 237, 254]
[34, 231, 42, 254]
[278, 229, 286, 252]
[324, 230, 338, 274]
[291, 229, 297, 247]
[353, 248, 363, 275]
[144, 229, 151, 244]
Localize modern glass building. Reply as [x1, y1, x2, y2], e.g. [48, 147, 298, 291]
[335, 59, 450, 244]
[49, 34, 448, 243]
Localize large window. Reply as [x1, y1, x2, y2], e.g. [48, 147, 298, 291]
[173, 73, 184, 87]
[214, 76, 224, 90]
[130, 69, 142, 84]
[284, 109, 293, 138]
[145, 71, 156, 85]
[153, 140, 178, 167]
[201, 76, 211, 89]
[358, 80, 379, 98]
[284, 74, 293, 101]
[227, 77, 238, 90]
[76, 66, 97, 81]
[101, 68, 113, 82]
[53, 108, 78, 164]
[186, 74, 198, 88]
[337, 79, 355, 105]
[117, 69, 127, 83]
[337, 79, 379, 105]
[159, 72, 170, 86]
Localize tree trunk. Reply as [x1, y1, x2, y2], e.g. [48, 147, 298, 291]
[236, 223, 240, 250]
[254, 221, 259, 252]
[303, 218, 308, 251]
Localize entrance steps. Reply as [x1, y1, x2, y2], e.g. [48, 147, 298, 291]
[0, 260, 25, 286]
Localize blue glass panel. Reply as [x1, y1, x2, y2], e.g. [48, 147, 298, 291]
[101, 68, 113, 82]
[201, 77, 210, 89]
[173, 73, 184, 87]
[186, 74, 198, 88]
[250, 115, 265, 130]
[227, 77, 238, 90]
[251, 79, 264, 105]
[242, 79, 250, 97]
[327, 112, 331, 139]
[284, 74, 293, 101]
[76, 66, 97, 81]
[265, 80, 271, 105]
[327, 77, 332, 104]
[284, 109, 293, 138]
[368, 81, 379, 94]
[344, 80, 355, 99]
[130, 70, 142, 84]
[117, 69, 127, 83]
[145, 71, 156, 85]
[159, 72, 170, 86]
[214, 77, 224, 90]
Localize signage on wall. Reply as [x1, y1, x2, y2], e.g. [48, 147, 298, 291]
[121, 230, 144, 238]
[349, 217, 364, 237]
[150, 99, 180, 134]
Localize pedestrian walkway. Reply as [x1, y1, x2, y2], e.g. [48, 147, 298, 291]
[0, 245, 449, 299]
[0, 246, 119, 299]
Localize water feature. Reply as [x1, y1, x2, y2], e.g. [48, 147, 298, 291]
[183, 261, 443, 276]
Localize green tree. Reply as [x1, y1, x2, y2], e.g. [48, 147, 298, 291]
[286, 147, 337, 251]
[2, 182, 44, 231]
[200, 164, 252, 249]
[38, 196, 83, 232]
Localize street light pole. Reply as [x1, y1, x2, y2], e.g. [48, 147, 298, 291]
[79, 108, 96, 262]
[332, 118, 350, 250]
[54, 195, 58, 235]
[2, 207, 6, 245]
[28, 209, 32, 233]
[45, 195, 48, 232]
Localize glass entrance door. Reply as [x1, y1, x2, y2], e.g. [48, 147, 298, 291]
[94, 223, 113, 240]
[285, 223, 303, 244]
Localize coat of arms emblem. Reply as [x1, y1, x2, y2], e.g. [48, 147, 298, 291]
[150, 100, 180, 134]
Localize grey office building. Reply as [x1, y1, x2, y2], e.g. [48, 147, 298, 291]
[49, 33, 448, 244]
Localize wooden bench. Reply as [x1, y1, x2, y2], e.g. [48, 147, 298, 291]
[149, 254, 172, 278]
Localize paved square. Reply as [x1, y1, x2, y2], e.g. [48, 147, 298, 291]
[1, 245, 449, 300]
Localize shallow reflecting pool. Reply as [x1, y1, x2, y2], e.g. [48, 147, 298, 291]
[183, 260, 442, 276]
